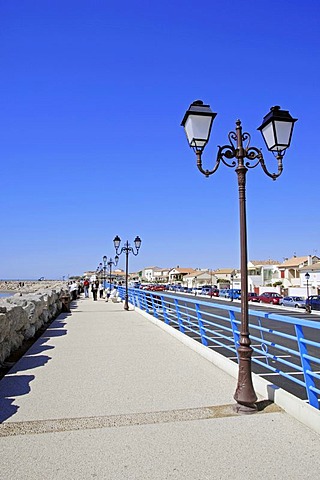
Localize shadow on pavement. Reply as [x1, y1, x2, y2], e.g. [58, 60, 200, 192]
[0, 374, 35, 422]
[0, 314, 69, 423]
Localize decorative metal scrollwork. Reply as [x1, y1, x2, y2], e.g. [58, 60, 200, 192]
[195, 121, 285, 181]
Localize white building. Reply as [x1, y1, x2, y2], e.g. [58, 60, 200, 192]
[247, 260, 281, 291]
[278, 255, 320, 288]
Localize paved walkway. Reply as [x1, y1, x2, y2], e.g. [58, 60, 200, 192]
[0, 297, 320, 479]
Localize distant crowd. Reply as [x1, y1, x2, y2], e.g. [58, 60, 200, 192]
[67, 279, 118, 302]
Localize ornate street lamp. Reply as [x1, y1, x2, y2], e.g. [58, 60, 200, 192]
[103, 255, 107, 288]
[181, 100, 297, 413]
[96, 262, 103, 281]
[230, 273, 234, 301]
[106, 256, 119, 300]
[113, 235, 142, 310]
[305, 272, 311, 313]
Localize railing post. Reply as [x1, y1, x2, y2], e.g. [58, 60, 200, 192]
[195, 303, 208, 346]
[144, 292, 149, 314]
[151, 294, 158, 318]
[174, 299, 185, 333]
[133, 289, 138, 308]
[295, 324, 318, 408]
[259, 313, 270, 365]
[161, 296, 170, 324]
[137, 289, 142, 310]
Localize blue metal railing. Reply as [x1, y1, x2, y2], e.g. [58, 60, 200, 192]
[118, 286, 320, 409]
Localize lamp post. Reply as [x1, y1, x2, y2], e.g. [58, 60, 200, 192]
[96, 262, 103, 281]
[103, 255, 107, 288]
[107, 256, 119, 299]
[305, 272, 311, 313]
[113, 235, 142, 310]
[181, 100, 297, 413]
[230, 273, 234, 301]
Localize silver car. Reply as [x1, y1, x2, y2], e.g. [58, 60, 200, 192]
[282, 296, 306, 308]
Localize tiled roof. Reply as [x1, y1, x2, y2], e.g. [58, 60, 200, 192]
[214, 268, 235, 274]
[300, 262, 320, 272]
[250, 260, 280, 266]
[184, 270, 212, 278]
[279, 256, 309, 267]
[170, 268, 196, 274]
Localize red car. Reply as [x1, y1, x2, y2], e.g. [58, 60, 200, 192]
[210, 288, 220, 297]
[248, 292, 260, 302]
[258, 292, 283, 305]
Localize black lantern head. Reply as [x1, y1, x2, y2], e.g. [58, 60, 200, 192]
[258, 106, 297, 153]
[305, 272, 310, 281]
[103, 255, 107, 263]
[181, 100, 217, 152]
[115, 255, 119, 265]
[113, 235, 121, 250]
[134, 236, 142, 251]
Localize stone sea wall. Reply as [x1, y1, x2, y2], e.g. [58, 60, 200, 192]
[0, 282, 68, 364]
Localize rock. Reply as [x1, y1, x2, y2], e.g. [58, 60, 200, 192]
[0, 283, 68, 364]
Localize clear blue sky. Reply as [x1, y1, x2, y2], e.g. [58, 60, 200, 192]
[0, 0, 319, 279]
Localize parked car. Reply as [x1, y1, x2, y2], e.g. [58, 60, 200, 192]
[306, 295, 320, 311]
[200, 286, 213, 295]
[229, 289, 241, 300]
[282, 296, 306, 308]
[218, 288, 241, 299]
[247, 292, 260, 302]
[152, 285, 166, 291]
[140, 284, 152, 290]
[184, 287, 193, 293]
[209, 288, 220, 297]
[192, 287, 203, 295]
[258, 292, 283, 305]
[219, 288, 230, 298]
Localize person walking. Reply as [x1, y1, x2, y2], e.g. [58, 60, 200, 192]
[99, 281, 104, 299]
[105, 287, 110, 302]
[83, 278, 90, 298]
[69, 281, 78, 301]
[91, 280, 98, 301]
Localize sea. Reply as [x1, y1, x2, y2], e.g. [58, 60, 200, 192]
[0, 292, 13, 298]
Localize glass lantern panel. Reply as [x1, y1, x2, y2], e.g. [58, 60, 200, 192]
[274, 121, 292, 148]
[261, 122, 276, 150]
[185, 115, 212, 147]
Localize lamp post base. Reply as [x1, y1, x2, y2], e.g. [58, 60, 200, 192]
[233, 402, 258, 414]
[124, 297, 129, 310]
[233, 345, 258, 413]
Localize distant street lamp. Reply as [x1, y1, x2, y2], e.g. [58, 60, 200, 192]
[230, 273, 234, 301]
[305, 272, 311, 313]
[96, 262, 103, 281]
[103, 256, 107, 287]
[113, 235, 142, 310]
[107, 256, 119, 300]
[181, 100, 297, 413]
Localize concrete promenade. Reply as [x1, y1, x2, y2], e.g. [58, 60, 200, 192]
[0, 297, 320, 479]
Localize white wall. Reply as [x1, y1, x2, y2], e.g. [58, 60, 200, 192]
[259, 286, 281, 294]
[288, 286, 317, 297]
